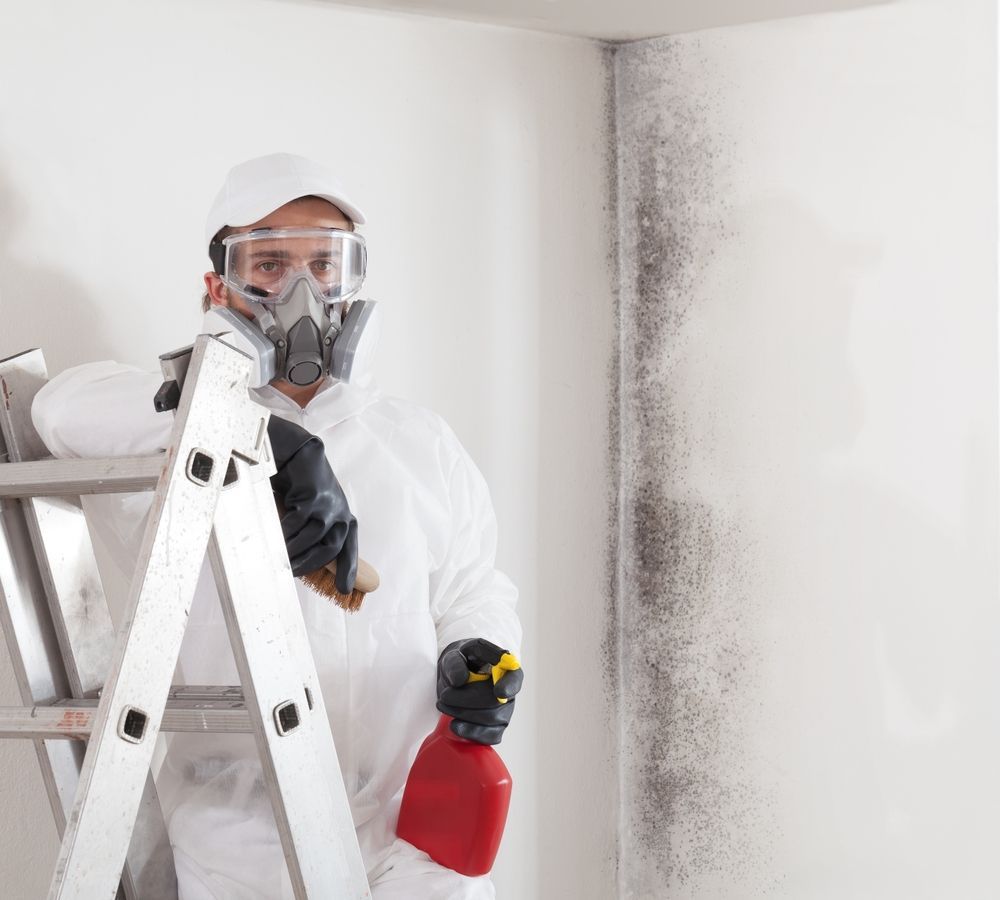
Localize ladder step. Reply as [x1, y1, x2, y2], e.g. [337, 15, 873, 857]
[0, 456, 163, 497]
[163, 684, 246, 701]
[0, 695, 254, 739]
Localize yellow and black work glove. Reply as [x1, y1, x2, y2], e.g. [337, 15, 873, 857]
[267, 416, 358, 594]
[436, 638, 523, 746]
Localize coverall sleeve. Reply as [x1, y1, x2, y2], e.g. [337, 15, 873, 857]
[30, 360, 172, 459]
[31, 360, 256, 883]
[30, 361, 173, 587]
[429, 434, 522, 658]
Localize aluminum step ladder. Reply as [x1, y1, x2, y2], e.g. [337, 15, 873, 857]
[0, 335, 371, 899]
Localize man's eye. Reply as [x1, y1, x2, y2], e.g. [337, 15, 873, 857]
[257, 261, 280, 273]
[312, 260, 338, 273]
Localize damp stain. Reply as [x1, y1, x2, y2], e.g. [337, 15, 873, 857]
[607, 34, 769, 898]
[603, 36, 622, 702]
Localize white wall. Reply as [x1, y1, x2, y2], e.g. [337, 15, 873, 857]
[613, 0, 999, 896]
[0, 2, 616, 897]
[6, 0, 993, 897]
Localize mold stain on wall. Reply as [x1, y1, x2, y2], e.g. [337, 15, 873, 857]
[601, 38, 625, 893]
[610, 34, 771, 898]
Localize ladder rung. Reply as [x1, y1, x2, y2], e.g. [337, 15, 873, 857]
[0, 699, 254, 739]
[0, 456, 164, 497]
[164, 684, 246, 702]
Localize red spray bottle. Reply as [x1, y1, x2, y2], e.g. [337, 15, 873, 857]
[397, 653, 520, 876]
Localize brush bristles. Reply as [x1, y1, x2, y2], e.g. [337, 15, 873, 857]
[300, 567, 366, 612]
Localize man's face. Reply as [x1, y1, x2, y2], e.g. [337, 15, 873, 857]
[204, 196, 354, 319]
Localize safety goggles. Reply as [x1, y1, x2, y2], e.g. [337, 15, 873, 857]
[220, 227, 367, 306]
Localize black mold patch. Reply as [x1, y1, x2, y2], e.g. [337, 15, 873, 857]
[610, 35, 768, 898]
[603, 38, 622, 707]
[601, 39, 625, 892]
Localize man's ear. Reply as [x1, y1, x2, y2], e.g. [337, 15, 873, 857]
[204, 272, 227, 307]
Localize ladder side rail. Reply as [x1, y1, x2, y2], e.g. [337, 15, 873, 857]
[0, 472, 83, 830]
[208, 454, 371, 899]
[0, 350, 90, 846]
[0, 350, 178, 900]
[240, 454, 371, 893]
[0, 351, 120, 701]
[46, 336, 267, 900]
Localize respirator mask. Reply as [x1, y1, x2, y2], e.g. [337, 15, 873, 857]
[203, 227, 377, 388]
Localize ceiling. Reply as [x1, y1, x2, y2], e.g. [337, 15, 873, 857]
[318, 0, 892, 41]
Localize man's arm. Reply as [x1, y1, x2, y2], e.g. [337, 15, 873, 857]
[427, 433, 523, 744]
[29, 361, 172, 614]
[32, 361, 358, 593]
[428, 438, 522, 658]
[31, 360, 172, 460]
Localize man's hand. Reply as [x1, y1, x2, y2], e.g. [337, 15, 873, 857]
[436, 638, 524, 745]
[267, 416, 358, 594]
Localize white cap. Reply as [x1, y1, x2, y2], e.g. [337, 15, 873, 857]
[205, 152, 367, 247]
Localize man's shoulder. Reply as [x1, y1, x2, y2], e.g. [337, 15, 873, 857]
[367, 393, 447, 427]
[360, 393, 466, 460]
[364, 393, 457, 437]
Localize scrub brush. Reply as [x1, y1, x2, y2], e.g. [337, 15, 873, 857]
[273, 496, 380, 611]
[301, 557, 380, 613]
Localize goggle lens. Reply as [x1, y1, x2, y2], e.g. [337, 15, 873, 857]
[223, 228, 366, 305]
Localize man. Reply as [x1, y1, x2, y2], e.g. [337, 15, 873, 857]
[31, 152, 523, 899]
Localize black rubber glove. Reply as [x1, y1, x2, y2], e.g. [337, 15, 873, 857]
[267, 416, 358, 594]
[436, 638, 524, 746]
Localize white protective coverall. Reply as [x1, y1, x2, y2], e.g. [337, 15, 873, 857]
[31, 356, 522, 900]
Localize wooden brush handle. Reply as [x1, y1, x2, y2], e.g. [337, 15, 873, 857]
[324, 557, 380, 593]
[273, 495, 378, 591]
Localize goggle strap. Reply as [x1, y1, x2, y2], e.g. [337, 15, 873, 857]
[209, 241, 226, 276]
